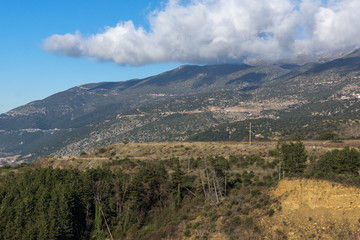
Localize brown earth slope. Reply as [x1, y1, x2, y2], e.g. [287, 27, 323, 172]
[260, 178, 360, 239]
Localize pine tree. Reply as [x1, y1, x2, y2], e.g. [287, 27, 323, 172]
[280, 141, 307, 176]
[172, 160, 184, 192]
[93, 204, 104, 240]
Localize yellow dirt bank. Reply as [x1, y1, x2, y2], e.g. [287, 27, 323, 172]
[261, 178, 360, 239]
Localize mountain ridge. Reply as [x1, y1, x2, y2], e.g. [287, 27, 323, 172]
[2, 52, 360, 161]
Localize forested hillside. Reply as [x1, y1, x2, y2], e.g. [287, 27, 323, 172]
[1, 141, 360, 239]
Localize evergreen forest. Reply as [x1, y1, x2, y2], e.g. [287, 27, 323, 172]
[1, 141, 360, 239]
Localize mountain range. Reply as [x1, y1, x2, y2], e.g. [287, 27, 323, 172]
[2, 50, 360, 162]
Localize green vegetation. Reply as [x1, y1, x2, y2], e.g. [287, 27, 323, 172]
[274, 140, 360, 186]
[0, 164, 171, 239]
[268, 209, 275, 217]
[188, 116, 360, 142]
[0, 150, 280, 239]
[0, 168, 90, 239]
[313, 147, 360, 185]
[316, 132, 339, 140]
[1, 140, 360, 239]
[278, 140, 307, 176]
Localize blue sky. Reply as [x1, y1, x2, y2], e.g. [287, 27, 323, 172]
[0, 0, 179, 113]
[1, 0, 359, 113]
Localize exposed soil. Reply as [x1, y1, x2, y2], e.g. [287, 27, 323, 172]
[260, 178, 360, 239]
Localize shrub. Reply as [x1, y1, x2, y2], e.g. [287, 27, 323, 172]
[316, 132, 338, 140]
[98, 148, 107, 154]
[245, 217, 253, 226]
[256, 181, 265, 186]
[243, 178, 252, 186]
[268, 149, 279, 157]
[314, 147, 360, 177]
[268, 209, 275, 217]
[250, 189, 261, 197]
[208, 211, 218, 221]
[193, 222, 201, 229]
[225, 210, 232, 217]
[231, 216, 241, 225]
[243, 207, 250, 215]
[184, 229, 191, 237]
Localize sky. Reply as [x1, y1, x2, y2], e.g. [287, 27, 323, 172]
[0, 0, 180, 113]
[1, 0, 360, 113]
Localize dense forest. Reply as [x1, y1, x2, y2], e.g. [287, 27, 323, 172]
[1, 141, 360, 239]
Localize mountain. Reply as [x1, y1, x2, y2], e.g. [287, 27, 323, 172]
[2, 52, 360, 161]
[189, 51, 360, 141]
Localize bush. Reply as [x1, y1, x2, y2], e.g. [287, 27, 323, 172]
[250, 189, 261, 197]
[316, 132, 338, 140]
[184, 229, 191, 237]
[234, 182, 242, 189]
[243, 207, 250, 215]
[231, 216, 241, 225]
[268, 209, 275, 217]
[98, 148, 107, 154]
[208, 211, 218, 221]
[268, 149, 279, 157]
[193, 222, 201, 229]
[314, 147, 360, 177]
[290, 135, 304, 141]
[225, 210, 232, 217]
[245, 217, 253, 226]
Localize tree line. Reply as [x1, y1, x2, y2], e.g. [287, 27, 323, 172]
[276, 140, 360, 185]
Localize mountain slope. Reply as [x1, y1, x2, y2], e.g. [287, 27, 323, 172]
[2, 53, 360, 161]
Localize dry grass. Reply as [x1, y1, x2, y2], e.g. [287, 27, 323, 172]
[33, 140, 360, 170]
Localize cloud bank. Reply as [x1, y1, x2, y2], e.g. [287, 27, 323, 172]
[43, 0, 360, 65]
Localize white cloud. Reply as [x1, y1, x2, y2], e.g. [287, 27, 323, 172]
[43, 0, 360, 66]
